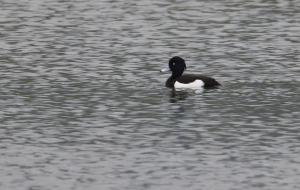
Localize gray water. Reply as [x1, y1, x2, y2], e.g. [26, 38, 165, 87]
[0, 0, 300, 189]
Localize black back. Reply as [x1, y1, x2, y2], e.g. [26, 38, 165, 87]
[177, 74, 220, 88]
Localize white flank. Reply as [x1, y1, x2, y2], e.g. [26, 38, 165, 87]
[174, 80, 204, 89]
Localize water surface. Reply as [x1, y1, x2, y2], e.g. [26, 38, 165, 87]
[0, 0, 300, 189]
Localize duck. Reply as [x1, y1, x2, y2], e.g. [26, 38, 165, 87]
[161, 56, 220, 89]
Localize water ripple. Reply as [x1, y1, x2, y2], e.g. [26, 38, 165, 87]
[0, 0, 300, 189]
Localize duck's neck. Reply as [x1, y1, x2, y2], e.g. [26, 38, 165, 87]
[165, 75, 178, 88]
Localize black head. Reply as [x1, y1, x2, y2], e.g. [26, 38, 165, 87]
[169, 56, 186, 78]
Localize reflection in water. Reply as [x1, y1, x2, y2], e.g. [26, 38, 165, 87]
[0, 0, 300, 190]
[169, 89, 189, 103]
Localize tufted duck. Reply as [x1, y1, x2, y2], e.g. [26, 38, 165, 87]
[161, 56, 220, 89]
